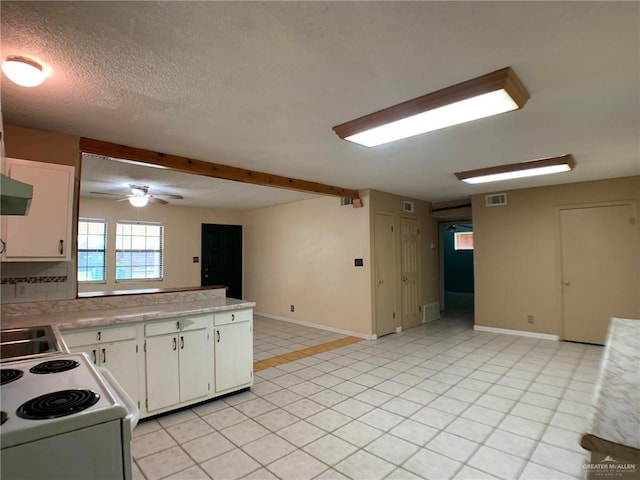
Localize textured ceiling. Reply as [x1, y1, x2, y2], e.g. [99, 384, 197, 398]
[1, 2, 638, 208]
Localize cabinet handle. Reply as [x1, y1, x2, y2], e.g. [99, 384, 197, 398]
[216, 330, 220, 343]
[176, 321, 180, 330]
[59, 239, 64, 255]
[101, 348, 106, 364]
[0, 239, 5, 254]
[97, 331, 101, 341]
[180, 336, 184, 349]
[173, 337, 177, 350]
[231, 314, 235, 321]
[91, 349, 97, 364]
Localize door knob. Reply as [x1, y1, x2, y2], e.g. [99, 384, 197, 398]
[402, 276, 408, 282]
[378, 279, 383, 285]
[562, 280, 570, 286]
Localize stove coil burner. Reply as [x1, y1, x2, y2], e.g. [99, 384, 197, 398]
[1, 411, 7, 425]
[1, 369, 24, 385]
[29, 359, 80, 375]
[17, 390, 100, 420]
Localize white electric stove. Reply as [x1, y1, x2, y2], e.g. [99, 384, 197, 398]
[0, 352, 139, 479]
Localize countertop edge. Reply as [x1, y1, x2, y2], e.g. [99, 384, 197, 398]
[2, 300, 256, 331]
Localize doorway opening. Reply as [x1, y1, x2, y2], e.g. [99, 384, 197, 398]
[440, 222, 475, 317]
[201, 224, 243, 299]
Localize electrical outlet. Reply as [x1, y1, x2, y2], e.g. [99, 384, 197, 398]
[290, 305, 295, 312]
[15, 282, 27, 299]
[527, 315, 534, 324]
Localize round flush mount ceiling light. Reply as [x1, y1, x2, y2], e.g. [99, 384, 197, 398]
[2, 56, 46, 87]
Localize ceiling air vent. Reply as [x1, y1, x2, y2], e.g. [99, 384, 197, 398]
[485, 193, 507, 207]
[403, 201, 415, 213]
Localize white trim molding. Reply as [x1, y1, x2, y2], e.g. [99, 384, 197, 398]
[473, 325, 559, 341]
[254, 311, 376, 340]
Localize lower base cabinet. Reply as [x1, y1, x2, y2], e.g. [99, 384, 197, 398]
[215, 322, 253, 392]
[62, 308, 253, 419]
[144, 316, 212, 413]
[64, 326, 140, 408]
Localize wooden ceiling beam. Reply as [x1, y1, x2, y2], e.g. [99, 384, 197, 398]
[80, 138, 362, 204]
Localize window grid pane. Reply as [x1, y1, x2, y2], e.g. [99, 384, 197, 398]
[78, 219, 107, 283]
[115, 221, 163, 281]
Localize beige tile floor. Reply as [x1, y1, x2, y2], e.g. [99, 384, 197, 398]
[132, 312, 602, 480]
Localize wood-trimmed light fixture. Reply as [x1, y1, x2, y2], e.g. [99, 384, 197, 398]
[454, 155, 576, 184]
[332, 67, 529, 147]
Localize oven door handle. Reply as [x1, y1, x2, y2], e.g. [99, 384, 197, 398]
[98, 367, 140, 433]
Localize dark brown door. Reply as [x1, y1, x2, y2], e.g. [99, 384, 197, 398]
[201, 224, 242, 299]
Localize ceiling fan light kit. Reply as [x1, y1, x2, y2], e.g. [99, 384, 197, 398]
[2, 55, 46, 87]
[454, 154, 576, 184]
[332, 67, 529, 147]
[90, 183, 183, 207]
[128, 196, 149, 207]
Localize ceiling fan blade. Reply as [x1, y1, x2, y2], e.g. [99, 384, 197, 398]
[151, 193, 184, 199]
[147, 196, 169, 205]
[90, 191, 126, 196]
[115, 197, 130, 202]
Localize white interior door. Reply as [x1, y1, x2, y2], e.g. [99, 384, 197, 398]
[560, 203, 639, 344]
[401, 217, 422, 329]
[374, 212, 396, 337]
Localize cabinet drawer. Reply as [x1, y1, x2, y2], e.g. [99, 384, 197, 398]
[145, 315, 210, 337]
[64, 325, 137, 347]
[214, 309, 252, 326]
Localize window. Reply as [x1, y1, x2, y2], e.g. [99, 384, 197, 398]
[116, 221, 163, 281]
[454, 231, 474, 250]
[77, 219, 107, 282]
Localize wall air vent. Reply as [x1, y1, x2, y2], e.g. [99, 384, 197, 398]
[403, 201, 415, 213]
[485, 193, 507, 207]
[340, 197, 354, 207]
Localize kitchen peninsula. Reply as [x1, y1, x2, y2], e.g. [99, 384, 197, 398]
[1, 289, 255, 418]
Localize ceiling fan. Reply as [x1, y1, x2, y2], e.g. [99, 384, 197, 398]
[90, 184, 184, 207]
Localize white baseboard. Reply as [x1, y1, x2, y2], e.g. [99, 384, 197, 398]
[473, 325, 559, 341]
[254, 311, 376, 340]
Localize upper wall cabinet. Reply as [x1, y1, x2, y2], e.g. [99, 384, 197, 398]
[1, 158, 75, 261]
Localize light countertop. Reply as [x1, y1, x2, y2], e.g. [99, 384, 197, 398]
[1, 291, 255, 331]
[581, 317, 640, 462]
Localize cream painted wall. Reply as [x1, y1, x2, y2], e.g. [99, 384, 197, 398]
[473, 175, 640, 336]
[368, 190, 439, 332]
[243, 193, 373, 336]
[79, 197, 244, 292]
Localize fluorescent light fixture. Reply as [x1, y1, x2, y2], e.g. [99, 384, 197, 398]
[128, 196, 148, 207]
[2, 56, 46, 87]
[455, 155, 576, 184]
[333, 67, 529, 147]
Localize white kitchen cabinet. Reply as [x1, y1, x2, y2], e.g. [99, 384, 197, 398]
[63, 325, 140, 408]
[144, 315, 212, 412]
[1, 158, 75, 261]
[214, 309, 253, 393]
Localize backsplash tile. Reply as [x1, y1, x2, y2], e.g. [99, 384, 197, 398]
[0, 262, 74, 304]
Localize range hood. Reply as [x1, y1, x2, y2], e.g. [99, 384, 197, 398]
[1, 173, 33, 215]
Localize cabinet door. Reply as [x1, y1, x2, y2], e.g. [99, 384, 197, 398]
[215, 322, 253, 393]
[69, 344, 99, 365]
[101, 340, 139, 408]
[178, 329, 210, 403]
[3, 159, 74, 260]
[145, 335, 179, 412]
